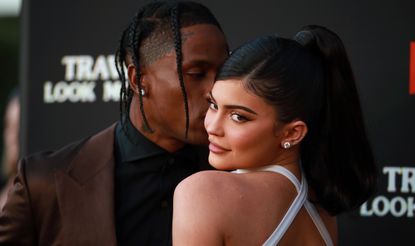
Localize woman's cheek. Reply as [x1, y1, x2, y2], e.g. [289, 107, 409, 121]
[227, 126, 254, 151]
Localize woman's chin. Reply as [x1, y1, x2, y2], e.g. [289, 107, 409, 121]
[208, 154, 234, 171]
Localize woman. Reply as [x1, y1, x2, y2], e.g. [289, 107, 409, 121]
[172, 25, 377, 245]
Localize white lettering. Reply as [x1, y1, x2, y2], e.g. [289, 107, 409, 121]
[408, 197, 415, 217]
[359, 201, 373, 216]
[107, 55, 120, 80]
[102, 80, 121, 102]
[401, 167, 415, 193]
[383, 167, 401, 192]
[390, 197, 407, 217]
[91, 55, 110, 80]
[43, 81, 54, 103]
[360, 196, 415, 217]
[54, 82, 68, 103]
[42, 81, 96, 103]
[61, 56, 77, 81]
[76, 56, 94, 80]
[48, 55, 124, 104]
[372, 196, 389, 216]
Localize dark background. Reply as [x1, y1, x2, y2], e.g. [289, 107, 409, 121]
[3, 0, 415, 244]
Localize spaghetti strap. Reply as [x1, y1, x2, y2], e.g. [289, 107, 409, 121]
[232, 165, 334, 246]
[233, 165, 301, 191]
[261, 171, 307, 245]
[304, 201, 334, 246]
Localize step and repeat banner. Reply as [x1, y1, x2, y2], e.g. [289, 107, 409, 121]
[21, 0, 414, 245]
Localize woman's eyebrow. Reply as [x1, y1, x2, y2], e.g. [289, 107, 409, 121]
[209, 91, 257, 115]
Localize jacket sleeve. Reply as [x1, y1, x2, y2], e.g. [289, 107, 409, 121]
[0, 158, 36, 245]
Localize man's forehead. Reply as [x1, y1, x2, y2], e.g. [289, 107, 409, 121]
[181, 25, 228, 63]
[139, 24, 223, 66]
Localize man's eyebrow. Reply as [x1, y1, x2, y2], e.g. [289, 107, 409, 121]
[181, 31, 195, 42]
[183, 59, 215, 68]
[209, 91, 258, 115]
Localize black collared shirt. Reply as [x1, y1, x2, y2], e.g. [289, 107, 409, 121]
[114, 120, 200, 246]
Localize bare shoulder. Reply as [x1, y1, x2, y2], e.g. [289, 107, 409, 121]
[174, 170, 239, 209]
[174, 170, 296, 211]
[173, 171, 238, 245]
[173, 170, 298, 245]
[176, 170, 234, 189]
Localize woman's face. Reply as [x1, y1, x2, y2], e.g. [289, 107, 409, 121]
[204, 79, 285, 170]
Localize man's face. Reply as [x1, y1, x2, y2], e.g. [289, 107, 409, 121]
[134, 24, 228, 149]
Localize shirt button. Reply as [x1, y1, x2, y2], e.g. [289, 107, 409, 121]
[168, 157, 175, 165]
[161, 200, 169, 208]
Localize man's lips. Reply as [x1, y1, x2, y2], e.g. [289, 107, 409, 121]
[208, 141, 230, 154]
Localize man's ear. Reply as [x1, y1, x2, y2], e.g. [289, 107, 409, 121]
[127, 64, 139, 94]
[279, 120, 308, 148]
[127, 64, 148, 95]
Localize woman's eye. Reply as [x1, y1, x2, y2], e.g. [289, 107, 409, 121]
[207, 98, 218, 110]
[230, 113, 248, 123]
[209, 102, 217, 110]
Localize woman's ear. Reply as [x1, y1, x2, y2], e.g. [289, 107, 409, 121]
[279, 120, 308, 149]
[127, 64, 148, 95]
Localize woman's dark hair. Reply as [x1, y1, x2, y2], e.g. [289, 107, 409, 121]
[115, 1, 224, 137]
[217, 25, 377, 215]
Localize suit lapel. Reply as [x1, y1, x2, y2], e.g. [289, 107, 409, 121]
[55, 124, 117, 245]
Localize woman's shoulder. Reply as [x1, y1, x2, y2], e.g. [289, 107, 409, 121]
[174, 170, 253, 219]
[174, 169, 297, 213]
[174, 170, 241, 205]
[173, 171, 240, 244]
[173, 170, 299, 244]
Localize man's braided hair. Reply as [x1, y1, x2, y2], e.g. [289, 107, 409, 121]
[115, 1, 224, 139]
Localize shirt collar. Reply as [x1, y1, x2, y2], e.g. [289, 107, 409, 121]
[116, 119, 167, 162]
[116, 119, 199, 164]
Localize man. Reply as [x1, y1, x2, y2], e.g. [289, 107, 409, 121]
[0, 1, 229, 245]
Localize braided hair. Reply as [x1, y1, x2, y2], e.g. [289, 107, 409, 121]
[115, 1, 224, 139]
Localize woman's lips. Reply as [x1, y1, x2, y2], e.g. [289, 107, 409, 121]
[209, 142, 230, 154]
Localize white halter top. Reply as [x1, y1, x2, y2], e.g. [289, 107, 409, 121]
[232, 165, 334, 246]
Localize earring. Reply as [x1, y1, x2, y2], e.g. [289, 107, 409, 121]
[282, 142, 291, 149]
[140, 88, 146, 96]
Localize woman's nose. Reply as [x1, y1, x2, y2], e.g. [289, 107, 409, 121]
[204, 109, 224, 137]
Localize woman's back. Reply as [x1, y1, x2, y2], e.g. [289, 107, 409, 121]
[173, 166, 337, 245]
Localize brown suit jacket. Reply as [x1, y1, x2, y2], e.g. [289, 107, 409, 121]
[0, 124, 118, 245]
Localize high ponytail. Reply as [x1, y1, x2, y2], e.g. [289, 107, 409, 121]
[294, 25, 377, 215]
